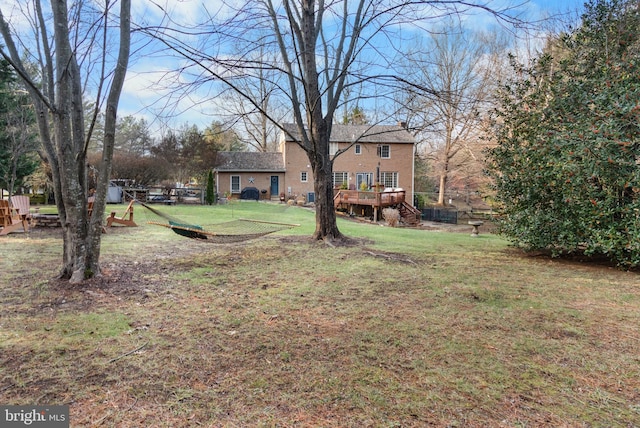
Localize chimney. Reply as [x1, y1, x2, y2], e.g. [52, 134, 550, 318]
[398, 121, 407, 129]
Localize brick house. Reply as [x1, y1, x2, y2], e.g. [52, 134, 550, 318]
[215, 123, 416, 205]
[214, 152, 285, 199]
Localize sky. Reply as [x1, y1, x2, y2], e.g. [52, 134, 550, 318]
[117, 0, 588, 138]
[534, 0, 585, 14]
[0, 0, 589, 139]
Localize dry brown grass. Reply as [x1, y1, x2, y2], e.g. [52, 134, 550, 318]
[1, 205, 639, 427]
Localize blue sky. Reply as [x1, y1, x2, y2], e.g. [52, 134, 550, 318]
[127, 0, 584, 136]
[0, 0, 590, 138]
[118, 0, 589, 137]
[533, 0, 585, 13]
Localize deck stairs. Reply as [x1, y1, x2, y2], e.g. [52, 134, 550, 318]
[398, 201, 421, 226]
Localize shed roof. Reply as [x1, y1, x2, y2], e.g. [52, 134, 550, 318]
[281, 123, 415, 144]
[215, 151, 285, 172]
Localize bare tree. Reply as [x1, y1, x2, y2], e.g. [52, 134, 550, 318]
[144, 0, 523, 242]
[399, 24, 506, 206]
[219, 45, 289, 152]
[0, 0, 131, 283]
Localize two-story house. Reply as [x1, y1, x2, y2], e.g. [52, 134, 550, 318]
[215, 123, 416, 207]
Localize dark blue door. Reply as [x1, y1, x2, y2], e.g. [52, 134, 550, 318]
[270, 176, 279, 197]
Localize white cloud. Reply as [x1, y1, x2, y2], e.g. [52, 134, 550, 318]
[119, 59, 234, 137]
[132, 0, 232, 28]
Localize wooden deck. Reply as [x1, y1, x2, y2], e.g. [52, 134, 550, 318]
[333, 189, 406, 208]
[333, 189, 421, 225]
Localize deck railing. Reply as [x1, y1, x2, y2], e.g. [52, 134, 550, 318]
[333, 189, 406, 208]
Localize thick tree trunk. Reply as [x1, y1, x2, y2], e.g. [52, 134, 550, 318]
[299, 0, 343, 242]
[309, 137, 343, 241]
[51, 0, 91, 283]
[0, 0, 130, 283]
[312, 174, 342, 241]
[86, 0, 131, 277]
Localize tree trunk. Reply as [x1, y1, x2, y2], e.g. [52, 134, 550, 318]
[312, 165, 341, 240]
[308, 128, 343, 242]
[298, 0, 343, 242]
[51, 0, 91, 283]
[0, 0, 130, 283]
[437, 172, 447, 206]
[85, 0, 131, 279]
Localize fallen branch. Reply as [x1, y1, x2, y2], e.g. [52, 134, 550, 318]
[108, 341, 149, 363]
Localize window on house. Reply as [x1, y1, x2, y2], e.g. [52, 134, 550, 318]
[300, 171, 308, 182]
[378, 144, 390, 159]
[329, 142, 339, 156]
[231, 175, 240, 193]
[354, 144, 361, 155]
[332, 171, 348, 188]
[380, 172, 398, 188]
[356, 172, 373, 190]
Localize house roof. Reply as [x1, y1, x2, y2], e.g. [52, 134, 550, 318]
[215, 151, 285, 172]
[281, 123, 415, 144]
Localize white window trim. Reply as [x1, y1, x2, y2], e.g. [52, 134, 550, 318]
[356, 172, 373, 189]
[380, 171, 398, 188]
[379, 144, 391, 159]
[332, 171, 348, 188]
[300, 171, 308, 182]
[230, 175, 241, 193]
[354, 144, 362, 155]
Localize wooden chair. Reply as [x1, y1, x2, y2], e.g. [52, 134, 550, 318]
[106, 200, 137, 227]
[10, 195, 32, 225]
[0, 200, 28, 235]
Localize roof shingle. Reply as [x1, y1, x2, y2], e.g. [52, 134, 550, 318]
[282, 123, 415, 144]
[215, 152, 284, 172]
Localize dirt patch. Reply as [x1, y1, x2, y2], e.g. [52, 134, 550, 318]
[40, 262, 161, 310]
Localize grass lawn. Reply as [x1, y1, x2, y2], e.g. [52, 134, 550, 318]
[1, 201, 639, 427]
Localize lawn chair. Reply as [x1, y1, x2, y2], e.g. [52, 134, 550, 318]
[10, 195, 32, 225]
[106, 200, 137, 227]
[0, 199, 29, 235]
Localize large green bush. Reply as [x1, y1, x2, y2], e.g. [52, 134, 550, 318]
[487, 0, 640, 267]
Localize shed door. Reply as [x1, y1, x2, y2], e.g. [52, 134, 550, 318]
[270, 176, 279, 196]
